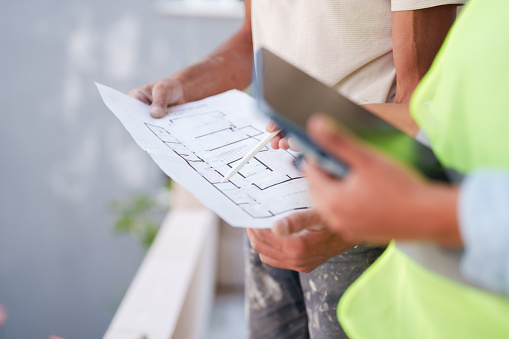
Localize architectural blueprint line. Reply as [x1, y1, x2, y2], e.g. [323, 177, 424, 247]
[144, 110, 308, 219]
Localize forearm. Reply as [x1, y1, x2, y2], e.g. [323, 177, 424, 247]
[359, 104, 460, 245]
[172, 26, 253, 103]
[413, 183, 461, 246]
[362, 103, 420, 137]
[169, 0, 253, 103]
[305, 114, 461, 246]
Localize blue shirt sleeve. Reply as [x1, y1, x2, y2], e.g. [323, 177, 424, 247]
[459, 170, 509, 296]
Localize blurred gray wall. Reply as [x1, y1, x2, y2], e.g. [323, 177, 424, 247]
[0, 1, 241, 338]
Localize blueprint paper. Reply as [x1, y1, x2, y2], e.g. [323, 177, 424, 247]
[96, 83, 311, 228]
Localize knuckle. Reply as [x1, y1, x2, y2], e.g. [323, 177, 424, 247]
[250, 240, 260, 253]
[290, 261, 311, 273]
[289, 263, 303, 272]
[282, 258, 300, 271]
[154, 78, 168, 86]
[249, 236, 259, 251]
[151, 86, 166, 97]
[247, 233, 260, 252]
[286, 214, 302, 231]
[306, 209, 321, 222]
[260, 254, 280, 268]
[259, 254, 268, 264]
[153, 78, 173, 91]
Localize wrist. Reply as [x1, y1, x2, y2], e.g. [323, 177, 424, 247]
[413, 183, 462, 246]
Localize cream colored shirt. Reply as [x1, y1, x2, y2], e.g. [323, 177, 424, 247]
[251, 0, 465, 104]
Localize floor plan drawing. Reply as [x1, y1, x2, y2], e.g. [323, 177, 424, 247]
[97, 83, 312, 228]
[145, 110, 309, 218]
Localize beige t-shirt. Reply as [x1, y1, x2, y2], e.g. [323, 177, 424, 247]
[251, 0, 465, 104]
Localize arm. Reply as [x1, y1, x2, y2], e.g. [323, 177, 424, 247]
[172, 0, 253, 103]
[273, 114, 462, 246]
[130, 0, 253, 117]
[392, 5, 458, 103]
[359, 6, 459, 137]
[363, 103, 419, 137]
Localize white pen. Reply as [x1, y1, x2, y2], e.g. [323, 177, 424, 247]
[221, 129, 282, 183]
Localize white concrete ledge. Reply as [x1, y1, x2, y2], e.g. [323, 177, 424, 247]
[104, 209, 218, 339]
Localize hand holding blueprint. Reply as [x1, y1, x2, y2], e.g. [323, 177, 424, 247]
[97, 83, 311, 228]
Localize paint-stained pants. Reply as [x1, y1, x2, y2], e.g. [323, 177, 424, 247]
[245, 239, 385, 339]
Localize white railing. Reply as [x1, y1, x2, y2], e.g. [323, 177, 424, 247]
[104, 208, 219, 339]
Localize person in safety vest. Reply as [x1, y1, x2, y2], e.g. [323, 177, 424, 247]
[272, 0, 509, 338]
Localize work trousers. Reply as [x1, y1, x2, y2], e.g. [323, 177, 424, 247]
[245, 238, 385, 339]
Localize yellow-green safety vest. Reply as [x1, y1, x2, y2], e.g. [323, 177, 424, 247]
[338, 0, 509, 337]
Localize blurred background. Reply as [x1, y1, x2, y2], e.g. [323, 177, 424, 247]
[0, 0, 245, 338]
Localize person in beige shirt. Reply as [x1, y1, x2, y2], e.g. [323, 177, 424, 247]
[130, 1, 465, 337]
